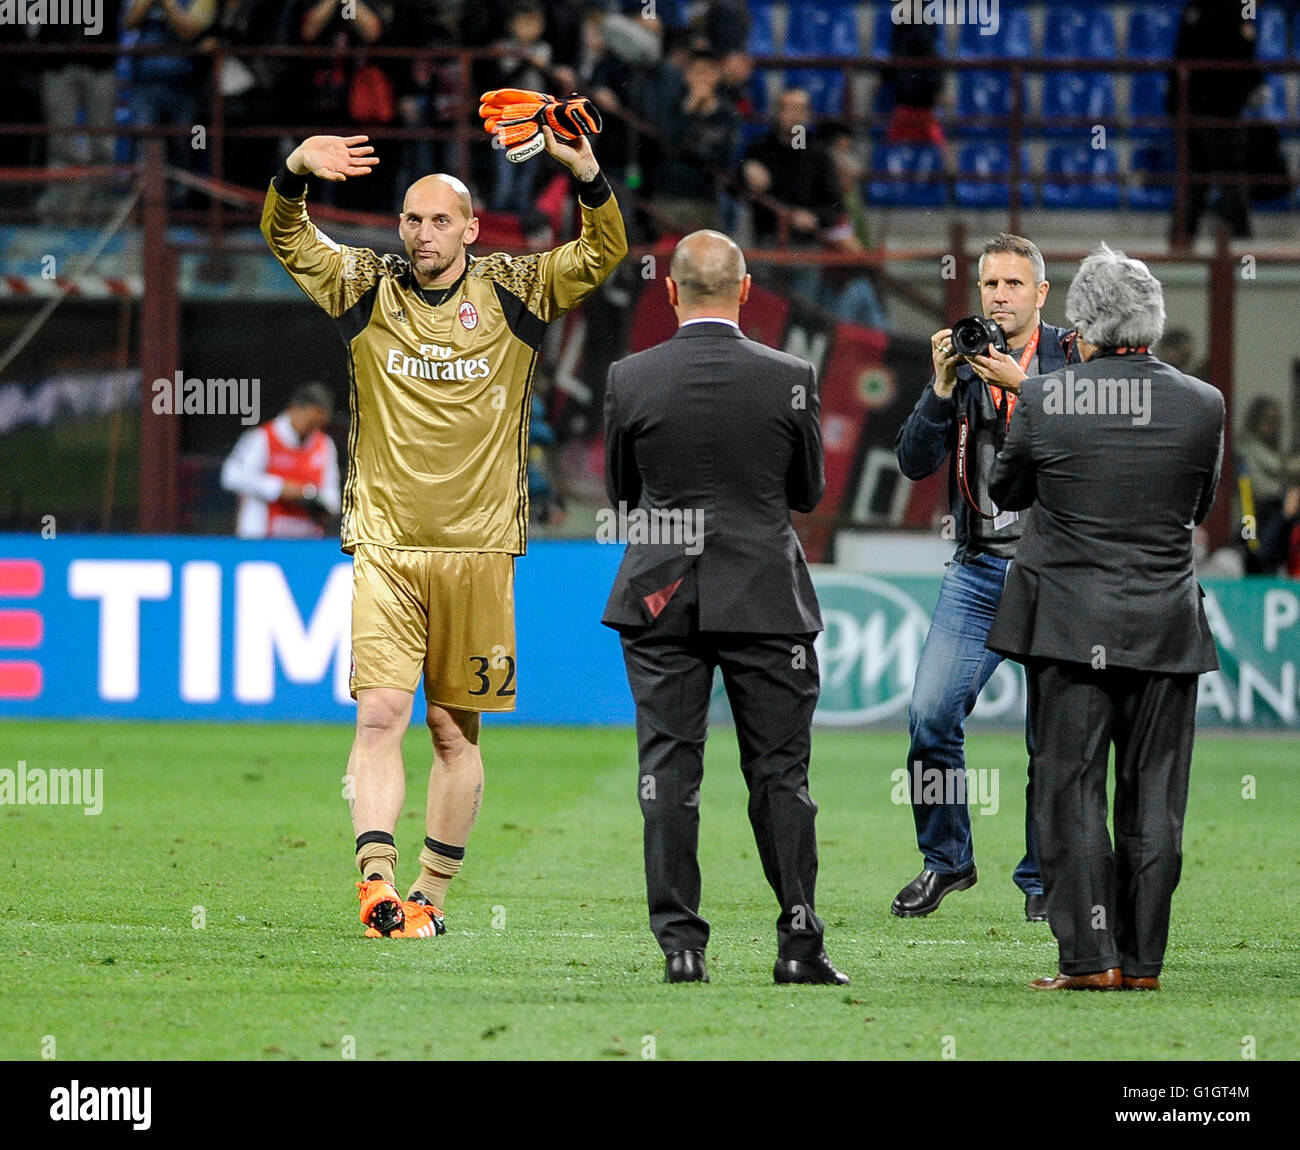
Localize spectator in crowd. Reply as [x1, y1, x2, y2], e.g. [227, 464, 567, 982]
[1167, 0, 1264, 241]
[490, 1, 555, 214]
[880, 17, 947, 149]
[550, 5, 639, 185]
[1237, 395, 1287, 572]
[622, 12, 684, 201]
[717, 49, 755, 118]
[220, 383, 341, 539]
[387, 0, 463, 199]
[1258, 463, 1300, 577]
[1155, 327, 1208, 379]
[741, 86, 845, 301]
[691, 0, 750, 57]
[196, 0, 291, 192]
[817, 122, 891, 331]
[648, 48, 738, 233]
[289, 0, 390, 125]
[32, 1, 122, 219]
[288, 0, 393, 207]
[121, 0, 219, 201]
[528, 387, 567, 527]
[545, 0, 591, 74]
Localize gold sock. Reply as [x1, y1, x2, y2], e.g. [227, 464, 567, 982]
[410, 837, 465, 908]
[355, 831, 398, 887]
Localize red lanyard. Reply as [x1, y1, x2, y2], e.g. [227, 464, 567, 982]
[986, 326, 1040, 427]
[956, 326, 1040, 519]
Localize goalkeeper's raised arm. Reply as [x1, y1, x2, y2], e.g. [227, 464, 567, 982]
[262, 128, 625, 323]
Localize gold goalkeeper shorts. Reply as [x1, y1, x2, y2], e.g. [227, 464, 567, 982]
[350, 545, 518, 712]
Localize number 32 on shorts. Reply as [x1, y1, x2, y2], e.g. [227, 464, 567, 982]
[468, 646, 516, 697]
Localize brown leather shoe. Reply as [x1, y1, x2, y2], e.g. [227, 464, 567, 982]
[1123, 975, 1160, 990]
[1029, 967, 1122, 990]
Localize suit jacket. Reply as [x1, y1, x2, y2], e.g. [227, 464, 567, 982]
[601, 320, 824, 634]
[986, 352, 1224, 674]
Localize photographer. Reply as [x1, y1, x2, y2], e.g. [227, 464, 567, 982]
[890, 233, 1081, 922]
[221, 383, 340, 539]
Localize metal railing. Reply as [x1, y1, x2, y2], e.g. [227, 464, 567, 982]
[0, 43, 1295, 251]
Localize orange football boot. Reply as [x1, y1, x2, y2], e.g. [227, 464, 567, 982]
[357, 878, 405, 937]
[364, 895, 445, 939]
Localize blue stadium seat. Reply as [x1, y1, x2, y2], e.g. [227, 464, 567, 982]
[1042, 144, 1120, 209]
[954, 142, 1034, 208]
[867, 142, 946, 207]
[785, 2, 858, 56]
[783, 67, 846, 116]
[955, 4, 1033, 58]
[1042, 72, 1116, 130]
[1126, 5, 1180, 59]
[747, 1, 780, 56]
[1126, 4, 1176, 136]
[1258, 5, 1289, 61]
[1128, 144, 1175, 210]
[1128, 74, 1170, 129]
[1246, 75, 1290, 123]
[1043, 5, 1117, 59]
[868, 6, 894, 59]
[956, 70, 1028, 132]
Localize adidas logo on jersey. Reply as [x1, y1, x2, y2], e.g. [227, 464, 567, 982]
[389, 307, 409, 324]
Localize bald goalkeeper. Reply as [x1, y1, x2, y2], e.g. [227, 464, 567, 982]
[603, 231, 847, 986]
[263, 130, 626, 939]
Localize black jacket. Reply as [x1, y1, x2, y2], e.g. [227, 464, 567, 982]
[894, 320, 1079, 562]
[601, 320, 823, 634]
[986, 353, 1224, 674]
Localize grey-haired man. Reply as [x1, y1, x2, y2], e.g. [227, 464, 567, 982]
[987, 244, 1224, 991]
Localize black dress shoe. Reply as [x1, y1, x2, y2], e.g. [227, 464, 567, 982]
[890, 867, 977, 917]
[1025, 893, 1048, 922]
[773, 950, 850, 986]
[664, 949, 709, 983]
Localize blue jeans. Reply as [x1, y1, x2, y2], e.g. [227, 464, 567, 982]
[906, 552, 1042, 894]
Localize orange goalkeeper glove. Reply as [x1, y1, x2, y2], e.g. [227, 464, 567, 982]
[479, 88, 602, 164]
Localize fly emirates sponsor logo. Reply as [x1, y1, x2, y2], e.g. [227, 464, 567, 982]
[385, 343, 491, 382]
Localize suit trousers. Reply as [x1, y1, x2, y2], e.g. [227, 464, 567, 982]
[620, 625, 825, 961]
[1026, 660, 1198, 978]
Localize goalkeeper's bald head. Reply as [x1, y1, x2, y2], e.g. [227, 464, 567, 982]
[403, 174, 474, 221]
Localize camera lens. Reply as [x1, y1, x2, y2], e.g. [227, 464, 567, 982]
[950, 318, 988, 358]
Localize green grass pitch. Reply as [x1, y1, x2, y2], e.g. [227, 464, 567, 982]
[0, 721, 1295, 1061]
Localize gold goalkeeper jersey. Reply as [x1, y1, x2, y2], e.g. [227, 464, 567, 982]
[261, 178, 626, 554]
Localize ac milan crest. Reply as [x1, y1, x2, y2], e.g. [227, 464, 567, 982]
[458, 300, 479, 330]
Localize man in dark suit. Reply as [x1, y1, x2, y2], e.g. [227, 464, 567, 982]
[987, 244, 1225, 991]
[602, 230, 847, 987]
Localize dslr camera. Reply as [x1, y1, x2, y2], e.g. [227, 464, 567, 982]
[950, 316, 1009, 358]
